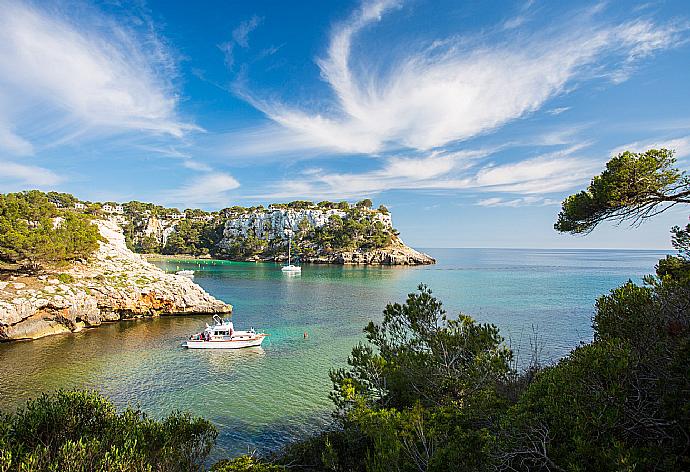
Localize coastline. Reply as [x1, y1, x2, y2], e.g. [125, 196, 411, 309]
[142, 253, 213, 262]
[141, 244, 436, 266]
[0, 220, 231, 342]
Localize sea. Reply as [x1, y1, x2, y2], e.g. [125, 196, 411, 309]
[0, 248, 669, 459]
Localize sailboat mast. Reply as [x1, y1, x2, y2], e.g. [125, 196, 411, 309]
[288, 234, 291, 263]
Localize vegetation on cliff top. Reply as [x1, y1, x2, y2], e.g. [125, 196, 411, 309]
[123, 199, 397, 259]
[0, 191, 101, 270]
[0, 190, 396, 265]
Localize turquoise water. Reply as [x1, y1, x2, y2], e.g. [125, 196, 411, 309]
[0, 248, 668, 458]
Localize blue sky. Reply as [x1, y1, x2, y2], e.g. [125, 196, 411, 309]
[1, 0, 689, 249]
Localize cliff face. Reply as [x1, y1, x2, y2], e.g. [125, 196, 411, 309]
[0, 220, 231, 341]
[127, 207, 435, 265]
[221, 208, 392, 240]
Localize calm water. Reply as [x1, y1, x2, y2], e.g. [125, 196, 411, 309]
[0, 248, 668, 458]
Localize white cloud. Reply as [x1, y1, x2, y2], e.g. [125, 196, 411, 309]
[608, 19, 687, 83]
[250, 145, 599, 200]
[233, 15, 262, 48]
[164, 173, 240, 208]
[471, 145, 599, 194]
[233, 1, 685, 157]
[476, 196, 560, 207]
[0, 119, 34, 156]
[547, 107, 571, 116]
[219, 15, 263, 70]
[612, 135, 690, 159]
[0, 160, 62, 186]
[0, 0, 196, 156]
[182, 160, 213, 172]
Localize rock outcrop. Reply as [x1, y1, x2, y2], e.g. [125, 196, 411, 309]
[302, 242, 436, 265]
[0, 220, 231, 342]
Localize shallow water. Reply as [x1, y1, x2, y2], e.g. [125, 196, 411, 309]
[0, 248, 668, 458]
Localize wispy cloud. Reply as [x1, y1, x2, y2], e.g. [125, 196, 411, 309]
[163, 173, 241, 208]
[233, 15, 262, 47]
[0, 0, 196, 157]
[0, 117, 34, 156]
[612, 135, 690, 159]
[250, 144, 600, 200]
[547, 107, 571, 116]
[476, 196, 560, 207]
[231, 1, 686, 157]
[471, 145, 599, 194]
[219, 15, 263, 70]
[0, 160, 62, 187]
[607, 19, 688, 83]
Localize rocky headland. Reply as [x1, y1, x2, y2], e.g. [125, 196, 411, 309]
[128, 204, 436, 265]
[0, 220, 231, 342]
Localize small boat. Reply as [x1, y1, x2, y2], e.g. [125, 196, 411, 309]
[182, 315, 268, 349]
[281, 233, 301, 273]
[176, 269, 195, 277]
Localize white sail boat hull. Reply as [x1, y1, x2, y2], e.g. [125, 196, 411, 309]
[281, 232, 301, 273]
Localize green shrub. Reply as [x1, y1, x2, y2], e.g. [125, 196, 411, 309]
[56, 273, 75, 284]
[211, 455, 285, 471]
[0, 390, 217, 471]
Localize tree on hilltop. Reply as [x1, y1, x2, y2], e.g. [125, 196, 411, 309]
[0, 191, 100, 270]
[356, 198, 373, 209]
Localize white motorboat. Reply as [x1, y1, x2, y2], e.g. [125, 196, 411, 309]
[182, 315, 267, 349]
[176, 269, 195, 277]
[281, 232, 301, 273]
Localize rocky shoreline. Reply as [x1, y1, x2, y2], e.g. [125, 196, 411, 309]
[144, 243, 435, 266]
[255, 243, 435, 265]
[0, 220, 231, 342]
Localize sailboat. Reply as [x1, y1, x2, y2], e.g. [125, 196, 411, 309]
[281, 232, 301, 273]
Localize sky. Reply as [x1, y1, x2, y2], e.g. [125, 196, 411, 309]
[1, 0, 689, 249]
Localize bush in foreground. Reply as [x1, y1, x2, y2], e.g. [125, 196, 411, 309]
[0, 390, 217, 472]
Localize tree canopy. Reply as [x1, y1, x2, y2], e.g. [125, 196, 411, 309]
[0, 191, 101, 270]
[554, 149, 690, 234]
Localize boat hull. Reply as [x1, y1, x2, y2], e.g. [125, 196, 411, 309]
[182, 335, 266, 349]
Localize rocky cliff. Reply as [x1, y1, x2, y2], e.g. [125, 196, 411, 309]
[126, 205, 435, 265]
[0, 220, 231, 341]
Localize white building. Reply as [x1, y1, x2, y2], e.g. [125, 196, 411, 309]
[74, 202, 85, 210]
